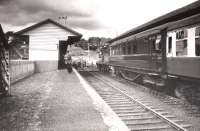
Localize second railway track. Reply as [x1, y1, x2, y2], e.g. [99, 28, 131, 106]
[80, 71, 192, 131]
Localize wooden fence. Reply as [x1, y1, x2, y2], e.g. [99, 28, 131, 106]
[10, 60, 35, 84]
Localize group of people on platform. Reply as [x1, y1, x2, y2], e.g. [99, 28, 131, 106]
[64, 50, 87, 73]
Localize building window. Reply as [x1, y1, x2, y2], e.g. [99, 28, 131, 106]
[176, 29, 188, 56]
[168, 37, 172, 53]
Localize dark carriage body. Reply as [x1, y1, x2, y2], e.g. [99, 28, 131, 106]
[97, 1, 200, 87]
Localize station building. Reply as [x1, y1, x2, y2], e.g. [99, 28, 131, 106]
[14, 19, 82, 72]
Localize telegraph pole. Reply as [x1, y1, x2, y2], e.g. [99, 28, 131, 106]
[58, 16, 68, 25]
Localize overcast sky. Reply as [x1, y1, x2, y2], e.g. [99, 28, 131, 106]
[0, 0, 197, 39]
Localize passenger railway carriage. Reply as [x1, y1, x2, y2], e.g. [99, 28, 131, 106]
[97, 1, 200, 94]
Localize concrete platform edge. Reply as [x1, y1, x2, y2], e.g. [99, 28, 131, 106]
[73, 68, 130, 131]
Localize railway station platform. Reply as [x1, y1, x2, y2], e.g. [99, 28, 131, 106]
[0, 69, 128, 131]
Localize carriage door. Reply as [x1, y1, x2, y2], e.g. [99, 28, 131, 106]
[150, 35, 162, 71]
[150, 30, 167, 73]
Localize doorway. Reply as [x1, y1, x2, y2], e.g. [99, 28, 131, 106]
[58, 40, 68, 69]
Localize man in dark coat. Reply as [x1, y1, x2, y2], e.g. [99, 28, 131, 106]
[64, 50, 72, 73]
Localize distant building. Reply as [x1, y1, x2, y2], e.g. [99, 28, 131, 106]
[14, 18, 82, 72]
[88, 37, 101, 49]
[75, 39, 88, 50]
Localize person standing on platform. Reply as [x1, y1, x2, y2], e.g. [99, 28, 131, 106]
[64, 50, 72, 73]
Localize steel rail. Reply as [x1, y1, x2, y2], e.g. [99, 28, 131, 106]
[89, 72, 188, 131]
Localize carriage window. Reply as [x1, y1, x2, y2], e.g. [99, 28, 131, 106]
[115, 46, 118, 55]
[195, 26, 200, 36]
[195, 38, 200, 56]
[196, 27, 200, 56]
[176, 40, 187, 56]
[122, 46, 126, 55]
[132, 44, 137, 54]
[119, 45, 122, 55]
[115, 46, 117, 55]
[176, 29, 188, 56]
[176, 29, 187, 39]
[115, 47, 118, 55]
[168, 37, 172, 53]
[128, 44, 131, 54]
[114, 46, 117, 55]
[111, 47, 113, 55]
[118, 45, 121, 55]
[113, 47, 115, 55]
[155, 36, 161, 51]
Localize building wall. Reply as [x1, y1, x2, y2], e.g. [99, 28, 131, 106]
[23, 23, 74, 60]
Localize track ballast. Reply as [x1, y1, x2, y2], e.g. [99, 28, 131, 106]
[80, 71, 192, 131]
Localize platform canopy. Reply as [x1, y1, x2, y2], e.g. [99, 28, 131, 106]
[67, 35, 82, 45]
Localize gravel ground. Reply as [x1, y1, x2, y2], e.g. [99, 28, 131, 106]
[0, 70, 108, 131]
[0, 72, 53, 131]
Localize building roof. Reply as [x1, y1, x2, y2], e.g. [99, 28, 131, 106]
[109, 0, 200, 43]
[15, 18, 82, 37]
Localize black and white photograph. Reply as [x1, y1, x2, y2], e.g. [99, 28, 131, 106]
[0, 0, 200, 130]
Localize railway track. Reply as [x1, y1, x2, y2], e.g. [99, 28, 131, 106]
[80, 71, 192, 131]
[94, 72, 200, 118]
